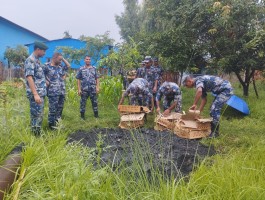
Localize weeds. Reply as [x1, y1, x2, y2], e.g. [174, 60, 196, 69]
[0, 78, 265, 199]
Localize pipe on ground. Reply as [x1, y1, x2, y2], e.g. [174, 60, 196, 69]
[0, 151, 22, 200]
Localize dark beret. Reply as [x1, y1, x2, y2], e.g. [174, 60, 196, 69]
[34, 41, 48, 50]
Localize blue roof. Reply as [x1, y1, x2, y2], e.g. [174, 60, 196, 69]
[0, 16, 48, 64]
[0, 16, 48, 41]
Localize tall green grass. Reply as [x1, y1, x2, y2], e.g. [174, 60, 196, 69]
[0, 78, 265, 199]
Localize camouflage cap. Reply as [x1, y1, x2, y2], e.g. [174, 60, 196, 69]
[34, 41, 48, 50]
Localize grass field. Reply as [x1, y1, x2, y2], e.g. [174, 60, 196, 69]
[0, 75, 265, 199]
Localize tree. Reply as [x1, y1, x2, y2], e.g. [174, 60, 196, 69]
[136, 0, 211, 73]
[58, 32, 114, 66]
[98, 38, 142, 88]
[207, 0, 265, 96]
[115, 0, 141, 42]
[4, 45, 28, 79]
[4, 45, 28, 68]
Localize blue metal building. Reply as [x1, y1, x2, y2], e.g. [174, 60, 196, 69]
[0, 16, 48, 65]
[0, 16, 115, 71]
[26, 38, 114, 69]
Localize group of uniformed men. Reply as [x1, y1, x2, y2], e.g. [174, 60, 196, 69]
[25, 41, 233, 138]
[24, 41, 100, 135]
[118, 56, 233, 138]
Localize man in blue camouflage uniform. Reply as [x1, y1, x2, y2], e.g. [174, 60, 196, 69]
[24, 41, 48, 135]
[152, 57, 163, 89]
[118, 78, 154, 110]
[43, 53, 70, 129]
[76, 56, 100, 119]
[136, 57, 158, 108]
[156, 82, 182, 116]
[57, 56, 70, 120]
[152, 57, 163, 108]
[136, 57, 158, 93]
[183, 75, 233, 137]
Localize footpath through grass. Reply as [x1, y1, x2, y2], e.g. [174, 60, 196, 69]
[0, 77, 265, 199]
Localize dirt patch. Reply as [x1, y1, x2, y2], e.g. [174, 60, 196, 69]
[68, 128, 215, 178]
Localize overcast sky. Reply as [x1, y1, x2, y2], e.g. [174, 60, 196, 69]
[0, 0, 131, 43]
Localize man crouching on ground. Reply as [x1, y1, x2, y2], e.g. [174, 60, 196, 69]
[118, 78, 154, 111]
[156, 81, 182, 116]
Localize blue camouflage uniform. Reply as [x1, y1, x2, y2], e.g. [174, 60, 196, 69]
[136, 66, 158, 92]
[153, 65, 163, 89]
[58, 64, 68, 118]
[76, 66, 99, 115]
[156, 82, 182, 113]
[194, 75, 233, 124]
[43, 63, 68, 126]
[123, 78, 153, 106]
[24, 53, 46, 133]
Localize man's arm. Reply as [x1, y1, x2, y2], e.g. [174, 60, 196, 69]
[43, 64, 50, 86]
[199, 97, 207, 112]
[162, 101, 177, 116]
[150, 96, 154, 112]
[156, 90, 161, 113]
[62, 57, 70, 68]
[153, 80, 158, 93]
[153, 70, 159, 93]
[61, 58, 71, 80]
[26, 76, 42, 104]
[119, 88, 129, 106]
[156, 100, 161, 113]
[190, 87, 203, 110]
[118, 95, 125, 106]
[77, 79, 81, 96]
[96, 78, 100, 94]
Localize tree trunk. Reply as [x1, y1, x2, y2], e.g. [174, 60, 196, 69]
[243, 84, 249, 96]
[234, 68, 255, 97]
[179, 70, 184, 86]
[253, 77, 259, 99]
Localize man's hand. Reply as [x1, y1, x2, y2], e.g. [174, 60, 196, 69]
[153, 86, 157, 93]
[96, 87, 100, 94]
[189, 104, 197, 110]
[78, 89, 82, 96]
[156, 107, 161, 113]
[163, 109, 170, 116]
[33, 94, 42, 104]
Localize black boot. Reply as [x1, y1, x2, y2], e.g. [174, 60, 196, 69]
[81, 112, 85, 120]
[94, 111, 99, 118]
[49, 122, 56, 130]
[32, 127, 41, 136]
[209, 122, 220, 138]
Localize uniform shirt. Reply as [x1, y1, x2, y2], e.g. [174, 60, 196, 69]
[194, 75, 232, 98]
[124, 78, 153, 101]
[136, 67, 158, 91]
[24, 53, 47, 97]
[76, 66, 99, 92]
[153, 65, 163, 86]
[156, 82, 181, 102]
[43, 63, 68, 96]
[59, 65, 68, 95]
